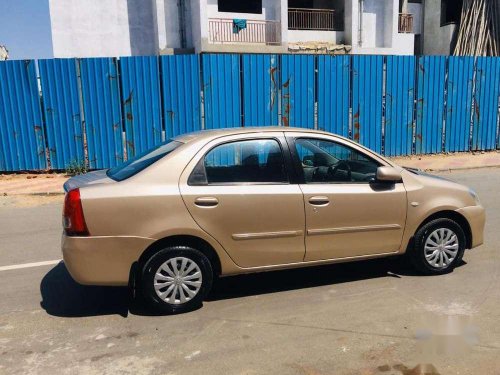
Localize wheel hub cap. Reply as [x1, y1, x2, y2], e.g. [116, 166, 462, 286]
[424, 228, 459, 269]
[153, 257, 203, 305]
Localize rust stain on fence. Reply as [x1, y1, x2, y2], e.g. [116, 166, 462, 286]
[353, 111, 360, 141]
[281, 76, 291, 127]
[269, 66, 278, 109]
[126, 140, 135, 153]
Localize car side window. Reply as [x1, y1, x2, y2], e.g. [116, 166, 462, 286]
[295, 138, 380, 184]
[194, 139, 288, 185]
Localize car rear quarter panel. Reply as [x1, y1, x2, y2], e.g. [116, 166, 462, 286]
[75, 139, 242, 283]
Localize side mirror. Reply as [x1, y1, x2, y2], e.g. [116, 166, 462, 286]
[376, 166, 402, 182]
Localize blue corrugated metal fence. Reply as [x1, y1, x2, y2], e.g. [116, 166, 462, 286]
[0, 60, 46, 171]
[0, 54, 499, 171]
[79, 58, 124, 169]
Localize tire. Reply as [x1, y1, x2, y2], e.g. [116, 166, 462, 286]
[409, 218, 466, 275]
[141, 246, 213, 314]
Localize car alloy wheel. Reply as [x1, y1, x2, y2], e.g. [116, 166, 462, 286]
[423, 228, 459, 269]
[141, 246, 214, 314]
[153, 257, 203, 304]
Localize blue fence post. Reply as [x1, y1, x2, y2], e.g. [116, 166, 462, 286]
[161, 55, 202, 138]
[119, 56, 162, 159]
[201, 54, 242, 129]
[415, 56, 447, 154]
[79, 58, 124, 169]
[0, 60, 47, 171]
[352, 55, 383, 153]
[38, 58, 84, 170]
[317, 55, 350, 137]
[385, 56, 416, 156]
[472, 57, 500, 151]
[280, 54, 315, 128]
[241, 54, 280, 126]
[445, 56, 475, 152]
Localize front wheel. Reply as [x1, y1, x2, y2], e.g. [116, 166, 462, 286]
[410, 218, 466, 275]
[141, 246, 213, 314]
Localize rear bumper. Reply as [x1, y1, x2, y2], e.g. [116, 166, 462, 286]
[62, 234, 155, 286]
[456, 205, 485, 249]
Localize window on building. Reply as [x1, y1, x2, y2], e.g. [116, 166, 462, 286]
[218, 0, 262, 14]
[441, 0, 463, 25]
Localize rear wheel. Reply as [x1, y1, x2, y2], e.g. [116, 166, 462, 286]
[410, 218, 466, 275]
[141, 246, 213, 314]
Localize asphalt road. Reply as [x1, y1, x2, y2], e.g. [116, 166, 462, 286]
[1, 169, 499, 375]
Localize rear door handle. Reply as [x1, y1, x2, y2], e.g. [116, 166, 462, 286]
[194, 197, 219, 207]
[308, 196, 330, 206]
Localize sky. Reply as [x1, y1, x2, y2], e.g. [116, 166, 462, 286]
[0, 0, 53, 60]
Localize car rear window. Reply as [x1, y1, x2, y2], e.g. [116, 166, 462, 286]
[106, 140, 182, 181]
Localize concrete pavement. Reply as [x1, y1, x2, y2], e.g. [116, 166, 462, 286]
[391, 150, 500, 172]
[0, 168, 500, 374]
[0, 174, 66, 195]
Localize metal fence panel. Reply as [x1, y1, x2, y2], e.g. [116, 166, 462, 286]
[445, 56, 475, 152]
[202, 54, 241, 129]
[79, 58, 124, 169]
[242, 54, 279, 126]
[385, 56, 416, 156]
[0, 60, 46, 171]
[38, 58, 84, 169]
[352, 55, 383, 153]
[415, 56, 446, 154]
[281, 54, 315, 128]
[161, 55, 202, 138]
[317, 55, 350, 137]
[472, 57, 500, 151]
[120, 56, 162, 158]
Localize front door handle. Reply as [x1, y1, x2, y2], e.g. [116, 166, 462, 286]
[194, 197, 219, 207]
[308, 196, 330, 206]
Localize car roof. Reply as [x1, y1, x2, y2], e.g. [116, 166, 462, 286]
[173, 126, 334, 143]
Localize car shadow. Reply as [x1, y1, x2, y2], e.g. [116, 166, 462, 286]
[208, 256, 413, 301]
[40, 257, 466, 317]
[40, 262, 130, 318]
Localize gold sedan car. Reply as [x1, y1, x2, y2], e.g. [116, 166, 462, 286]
[62, 127, 485, 313]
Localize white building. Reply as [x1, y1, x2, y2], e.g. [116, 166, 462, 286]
[48, 0, 422, 57]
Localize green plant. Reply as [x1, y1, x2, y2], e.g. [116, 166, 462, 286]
[65, 160, 88, 176]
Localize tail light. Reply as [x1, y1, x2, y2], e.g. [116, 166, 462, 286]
[63, 188, 89, 236]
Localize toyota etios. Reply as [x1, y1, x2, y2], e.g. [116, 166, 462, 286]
[62, 128, 485, 313]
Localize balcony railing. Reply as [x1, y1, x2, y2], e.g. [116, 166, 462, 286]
[288, 8, 343, 31]
[398, 13, 414, 33]
[208, 18, 281, 45]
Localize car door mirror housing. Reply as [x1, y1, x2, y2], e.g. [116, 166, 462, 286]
[376, 166, 402, 182]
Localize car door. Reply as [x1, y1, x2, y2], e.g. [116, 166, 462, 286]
[287, 135, 407, 261]
[179, 133, 306, 268]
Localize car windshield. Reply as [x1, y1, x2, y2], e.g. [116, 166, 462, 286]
[106, 140, 183, 181]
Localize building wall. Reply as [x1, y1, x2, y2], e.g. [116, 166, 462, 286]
[422, 0, 456, 55]
[408, 3, 423, 34]
[347, 0, 413, 55]
[48, 0, 419, 57]
[49, 0, 158, 57]
[288, 30, 345, 44]
[194, 0, 286, 53]
[155, 0, 194, 52]
[362, 0, 389, 48]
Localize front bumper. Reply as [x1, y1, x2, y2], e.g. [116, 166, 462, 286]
[456, 205, 485, 249]
[62, 234, 155, 286]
